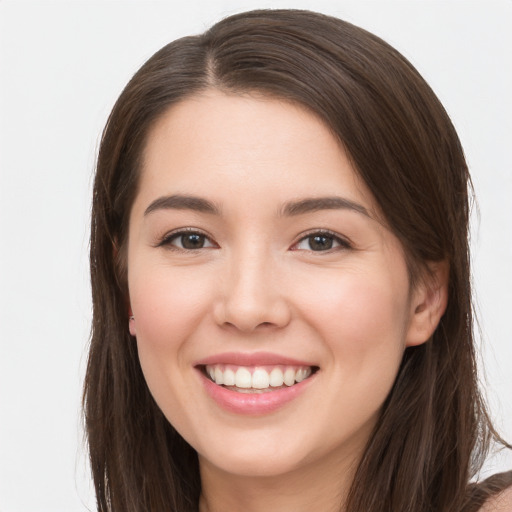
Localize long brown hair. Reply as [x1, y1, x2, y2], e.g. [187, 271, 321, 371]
[84, 9, 508, 511]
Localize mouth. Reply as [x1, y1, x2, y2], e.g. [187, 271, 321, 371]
[198, 364, 319, 394]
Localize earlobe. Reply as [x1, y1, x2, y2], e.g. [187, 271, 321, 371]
[405, 260, 449, 347]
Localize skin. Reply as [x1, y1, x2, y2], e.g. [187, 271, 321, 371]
[126, 90, 448, 512]
[480, 488, 512, 512]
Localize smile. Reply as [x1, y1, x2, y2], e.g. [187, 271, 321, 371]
[195, 354, 318, 415]
[204, 364, 314, 393]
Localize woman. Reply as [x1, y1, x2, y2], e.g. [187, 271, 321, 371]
[83, 9, 511, 512]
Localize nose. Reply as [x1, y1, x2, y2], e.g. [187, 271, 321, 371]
[213, 249, 291, 333]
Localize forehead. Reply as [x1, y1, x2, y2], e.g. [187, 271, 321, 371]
[136, 89, 378, 216]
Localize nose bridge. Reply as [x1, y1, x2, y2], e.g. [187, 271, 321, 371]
[232, 244, 271, 303]
[215, 241, 290, 331]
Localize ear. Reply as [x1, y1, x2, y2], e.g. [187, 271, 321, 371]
[128, 307, 137, 337]
[113, 239, 136, 336]
[405, 260, 449, 347]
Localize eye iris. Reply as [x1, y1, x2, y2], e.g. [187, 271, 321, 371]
[181, 233, 205, 249]
[309, 235, 333, 251]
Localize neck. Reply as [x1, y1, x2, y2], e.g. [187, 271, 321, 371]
[198, 447, 359, 512]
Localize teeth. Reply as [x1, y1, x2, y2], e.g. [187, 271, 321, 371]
[252, 368, 270, 389]
[214, 367, 224, 385]
[223, 368, 236, 386]
[295, 368, 308, 382]
[205, 364, 313, 390]
[269, 367, 284, 387]
[235, 367, 252, 388]
[283, 368, 295, 386]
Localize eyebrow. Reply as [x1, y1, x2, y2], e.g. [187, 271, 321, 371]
[280, 196, 370, 217]
[143, 194, 370, 219]
[144, 194, 221, 216]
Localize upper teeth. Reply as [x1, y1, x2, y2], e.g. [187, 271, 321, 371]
[205, 364, 312, 389]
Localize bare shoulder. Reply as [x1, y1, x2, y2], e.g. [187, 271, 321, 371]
[479, 485, 512, 512]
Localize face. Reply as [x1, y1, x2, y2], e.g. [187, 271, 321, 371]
[126, 90, 424, 479]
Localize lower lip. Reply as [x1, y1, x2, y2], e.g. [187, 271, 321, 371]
[198, 370, 315, 415]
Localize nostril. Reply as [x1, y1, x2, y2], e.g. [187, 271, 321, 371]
[219, 319, 280, 332]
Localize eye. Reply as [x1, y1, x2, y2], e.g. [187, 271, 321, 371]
[158, 229, 216, 250]
[293, 231, 351, 252]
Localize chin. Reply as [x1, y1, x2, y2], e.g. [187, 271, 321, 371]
[191, 423, 330, 480]
[199, 448, 307, 479]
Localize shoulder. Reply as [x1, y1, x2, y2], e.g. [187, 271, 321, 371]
[466, 471, 512, 512]
[478, 480, 512, 512]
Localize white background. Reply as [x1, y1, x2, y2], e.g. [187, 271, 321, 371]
[0, 1, 510, 511]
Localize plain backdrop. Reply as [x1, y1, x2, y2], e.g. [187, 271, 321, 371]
[0, 1, 510, 511]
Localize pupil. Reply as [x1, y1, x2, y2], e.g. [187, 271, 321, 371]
[310, 235, 332, 251]
[182, 233, 204, 249]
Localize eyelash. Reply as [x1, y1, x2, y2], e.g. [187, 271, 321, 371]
[291, 230, 352, 252]
[156, 228, 216, 251]
[156, 228, 352, 253]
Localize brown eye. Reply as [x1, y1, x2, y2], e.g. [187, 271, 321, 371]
[180, 233, 206, 249]
[308, 235, 334, 251]
[293, 231, 351, 252]
[159, 230, 216, 250]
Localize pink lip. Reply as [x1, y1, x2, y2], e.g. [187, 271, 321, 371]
[194, 351, 315, 367]
[194, 352, 317, 416]
[198, 371, 315, 415]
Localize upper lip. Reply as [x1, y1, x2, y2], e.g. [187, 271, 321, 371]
[194, 351, 316, 368]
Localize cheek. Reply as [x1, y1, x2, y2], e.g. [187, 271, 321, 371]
[303, 266, 408, 332]
[128, 267, 216, 434]
[128, 265, 215, 406]
[305, 271, 410, 431]
[296, 266, 410, 381]
[130, 266, 211, 349]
